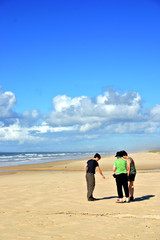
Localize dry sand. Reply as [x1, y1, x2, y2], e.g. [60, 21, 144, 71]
[0, 152, 160, 240]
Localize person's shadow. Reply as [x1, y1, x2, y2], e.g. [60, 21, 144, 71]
[94, 195, 155, 201]
[134, 195, 155, 202]
[95, 196, 117, 201]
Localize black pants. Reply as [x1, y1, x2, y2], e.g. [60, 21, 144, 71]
[86, 173, 95, 200]
[115, 173, 129, 198]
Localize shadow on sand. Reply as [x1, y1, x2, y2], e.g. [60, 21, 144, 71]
[134, 195, 155, 202]
[94, 195, 155, 202]
[95, 196, 117, 201]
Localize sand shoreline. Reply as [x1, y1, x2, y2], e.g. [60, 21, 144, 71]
[0, 151, 160, 172]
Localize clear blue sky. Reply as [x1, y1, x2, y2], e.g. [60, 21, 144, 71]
[0, 0, 160, 152]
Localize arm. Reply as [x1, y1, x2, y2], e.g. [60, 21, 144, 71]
[84, 164, 88, 173]
[97, 166, 105, 179]
[112, 166, 116, 172]
[123, 156, 130, 176]
[126, 158, 130, 176]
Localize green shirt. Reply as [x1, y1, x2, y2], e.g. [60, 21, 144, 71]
[114, 158, 128, 174]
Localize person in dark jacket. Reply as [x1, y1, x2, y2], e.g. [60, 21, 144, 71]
[121, 150, 136, 201]
[85, 153, 105, 201]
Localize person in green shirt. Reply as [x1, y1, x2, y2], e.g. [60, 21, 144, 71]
[120, 150, 136, 201]
[113, 151, 129, 203]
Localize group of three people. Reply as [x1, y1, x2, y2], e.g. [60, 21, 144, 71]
[85, 151, 136, 203]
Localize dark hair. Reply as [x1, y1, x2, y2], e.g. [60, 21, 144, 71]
[120, 150, 128, 156]
[94, 153, 101, 159]
[115, 151, 123, 157]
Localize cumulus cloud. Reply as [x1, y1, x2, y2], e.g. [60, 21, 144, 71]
[20, 110, 40, 127]
[44, 89, 144, 127]
[0, 119, 77, 143]
[22, 110, 39, 119]
[43, 88, 160, 135]
[0, 120, 41, 143]
[0, 87, 159, 146]
[150, 104, 160, 121]
[80, 122, 102, 132]
[53, 95, 87, 112]
[104, 121, 159, 134]
[0, 88, 17, 118]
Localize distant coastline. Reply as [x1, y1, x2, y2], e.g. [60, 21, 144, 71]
[0, 151, 160, 172]
[0, 151, 114, 168]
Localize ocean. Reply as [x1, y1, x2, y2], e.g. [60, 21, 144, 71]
[0, 151, 114, 167]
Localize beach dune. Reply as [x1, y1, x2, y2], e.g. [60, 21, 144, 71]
[0, 152, 160, 239]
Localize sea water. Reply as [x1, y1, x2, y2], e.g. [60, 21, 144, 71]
[0, 151, 113, 167]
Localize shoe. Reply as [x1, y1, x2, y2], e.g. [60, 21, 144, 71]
[116, 198, 123, 203]
[130, 196, 134, 201]
[92, 197, 97, 201]
[125, 198, 130, 203]
[88, 197, 95, 201]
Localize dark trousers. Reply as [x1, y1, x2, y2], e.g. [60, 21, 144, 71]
[86, 173, 95, 200]
[116, 173, 129, 198]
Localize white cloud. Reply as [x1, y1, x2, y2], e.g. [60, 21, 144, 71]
[31, 122, 77, 133]
[22, 110, 39, 118]
[80, 122, 102, 132]
[45, 89, 144, 128]
[75, 134, 99, 140]
[0, 87, 159, 147]
[43, 89, 160, 136]
[104, 121, 159, 134]
[53, 95, 87, 112]
[0, 89, 16, 118]
[0, 120, 77, 143]
[0, 120, 42, 143]
[150, 104, 160, 121]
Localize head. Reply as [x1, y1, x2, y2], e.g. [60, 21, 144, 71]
[94, 153, 101, 161]
[120, 150, 128, 159]
[115, 151, 123, 158]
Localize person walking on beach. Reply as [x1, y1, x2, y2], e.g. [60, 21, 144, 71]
[113, 151, 129, 203]
[121, 150, 136, 201]
[85, 153, 105, 201]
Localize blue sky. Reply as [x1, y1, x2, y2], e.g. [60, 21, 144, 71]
[0, 0, 160, 152]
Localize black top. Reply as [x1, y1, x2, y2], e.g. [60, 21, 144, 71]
[86, 159, 99, 174]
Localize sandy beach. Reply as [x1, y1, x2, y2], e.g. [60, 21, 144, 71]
[0, 152, 160, 239]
